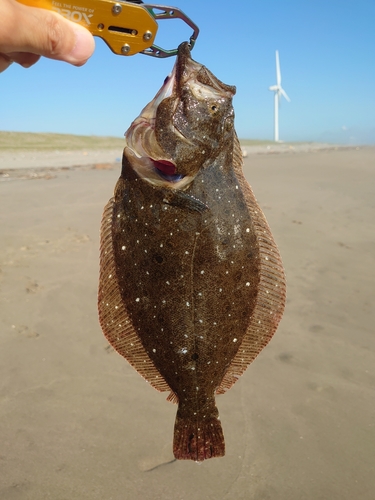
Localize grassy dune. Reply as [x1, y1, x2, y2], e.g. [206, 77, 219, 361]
[0, 131, 125, 151]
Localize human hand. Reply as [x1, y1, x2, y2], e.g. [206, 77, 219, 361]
[0, 0, 95, 72]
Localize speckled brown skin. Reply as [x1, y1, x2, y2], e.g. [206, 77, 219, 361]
[98, 43, 286, 461]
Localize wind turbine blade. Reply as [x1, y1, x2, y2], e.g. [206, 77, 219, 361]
[280, 87, 291, 102]
[276, 50, 281, 86]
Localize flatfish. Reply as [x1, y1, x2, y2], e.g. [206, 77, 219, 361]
[98, 42, 286, 461]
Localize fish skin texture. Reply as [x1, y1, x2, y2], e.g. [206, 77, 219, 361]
[98, 43, 286, 461]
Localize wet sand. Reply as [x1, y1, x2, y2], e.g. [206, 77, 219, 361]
[0, 146, 374, 499]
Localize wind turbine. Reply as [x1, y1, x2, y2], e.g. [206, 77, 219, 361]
[269, 50, 290, 142]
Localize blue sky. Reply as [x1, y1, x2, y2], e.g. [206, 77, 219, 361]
[1, 0, 374, 143]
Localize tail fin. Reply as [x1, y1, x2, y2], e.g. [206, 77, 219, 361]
[173, 413, 225, 461]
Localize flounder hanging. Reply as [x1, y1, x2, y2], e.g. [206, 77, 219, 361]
[98, 42, 286, 461]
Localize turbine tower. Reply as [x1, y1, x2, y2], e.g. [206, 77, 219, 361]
[269, 50, 290, 142]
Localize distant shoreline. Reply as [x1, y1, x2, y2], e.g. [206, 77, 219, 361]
[240, 142, 365, 156]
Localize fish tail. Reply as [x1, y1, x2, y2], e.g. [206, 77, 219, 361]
[173, 412, 225, 461]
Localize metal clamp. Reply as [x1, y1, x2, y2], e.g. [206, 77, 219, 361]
[141, 5, 199, 58]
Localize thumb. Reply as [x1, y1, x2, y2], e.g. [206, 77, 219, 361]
[3, 0, 95, 65]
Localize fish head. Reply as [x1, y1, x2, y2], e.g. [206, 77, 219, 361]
[124, 42, 236, 189]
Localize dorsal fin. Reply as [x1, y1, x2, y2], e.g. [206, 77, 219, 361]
[216, 135, 286, 394]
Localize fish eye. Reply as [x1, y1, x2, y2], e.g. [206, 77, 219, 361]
[211, 104, 218, 112]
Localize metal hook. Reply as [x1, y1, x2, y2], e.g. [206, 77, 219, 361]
[141, 4, 199, 58]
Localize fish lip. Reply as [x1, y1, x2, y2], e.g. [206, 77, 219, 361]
[123, 52, 195, 184]
[124, 67, 177, 165]
[123, 64, 193, 188]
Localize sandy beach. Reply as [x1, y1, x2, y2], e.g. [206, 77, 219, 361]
[0, 145, 374, 499]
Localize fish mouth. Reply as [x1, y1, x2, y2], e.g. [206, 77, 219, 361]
[124, 63, 192, 188]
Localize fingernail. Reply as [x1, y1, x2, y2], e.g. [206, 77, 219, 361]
[68, 26, 95, 64]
